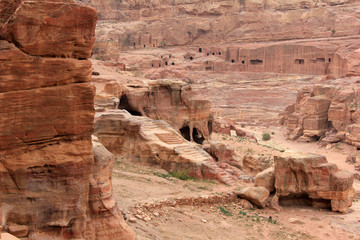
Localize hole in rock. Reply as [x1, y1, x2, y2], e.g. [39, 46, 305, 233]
[241, 60, 245, 64]
[219, 52, 221, 55]
[328, 58, 331, 62]
[250, 59, 263, 65]
[199, 48, 202, 53]
[295, 59, 305, 64]
[118, 95, 142, 116]
[190, 57, 193, 60]
[231, 59, 235, 63]
[193, 128, 205, 144]
[279, 194, 331, 209]
[180, 126, 191, 141]
[212, 53, 215, 55]
[172, 62, 175, 65]
[316, 58, 325, 63]
[144, 45, 146, 48]
[165, 62, 168, 65]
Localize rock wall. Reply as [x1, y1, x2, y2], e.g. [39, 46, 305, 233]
[84, 0, 360, 60]
[0, 1, 134, 239]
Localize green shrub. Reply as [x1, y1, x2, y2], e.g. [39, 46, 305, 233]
[262, 132, 271, 141]
[169, 169, 194, 181]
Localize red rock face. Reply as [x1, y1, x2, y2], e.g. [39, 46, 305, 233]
[282, 78, 360, 146]
[273, 152, 355, 213]
[1, 1, 97, 58]
[0, 1, 134, 239]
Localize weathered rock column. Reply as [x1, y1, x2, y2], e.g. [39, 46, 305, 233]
[0, 0, 135, 239]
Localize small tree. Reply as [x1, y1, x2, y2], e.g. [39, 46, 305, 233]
[262, 132, 271, 141]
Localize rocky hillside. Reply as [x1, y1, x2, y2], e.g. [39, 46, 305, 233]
[83, 0, 360, 60]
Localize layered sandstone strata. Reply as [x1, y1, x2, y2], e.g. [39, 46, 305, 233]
[0, 1, 134, 239]
[282, 78, 360, 146]
[273, 152, 355, 212]
[94, 110, 237, 185]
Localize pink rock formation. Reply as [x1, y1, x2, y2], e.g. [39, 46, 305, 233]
[83, 0, 360, 61]
[282, 78, 360, 146]
[94, 110, 237, 185]
[93, 77, 213, 144]
[0, 1, 134, 239]
[273, 152, 355, 213]
[85, 138, 135, 240]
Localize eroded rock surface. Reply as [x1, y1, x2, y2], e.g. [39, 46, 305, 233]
[282, 78, 360, 146]
[0, 1, 134, 239]
[273, 152, 355, 213]
[94, 110, 237, 185]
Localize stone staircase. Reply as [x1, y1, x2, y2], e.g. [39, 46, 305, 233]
[137, 116, 237, 185]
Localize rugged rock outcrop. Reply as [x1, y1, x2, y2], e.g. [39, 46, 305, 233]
[85, 137, 135, 240]
[94, 110, 237, 185]
[93, 76, 213, 144]
[0, 1, 133, 239]
[282, 78, 360, 146]
[273, 152, 355, 213]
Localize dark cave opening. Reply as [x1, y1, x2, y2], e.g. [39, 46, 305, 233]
[118, 95, 142, 116]
[192, 128, 205, 144]
[180, 126, 190, 141]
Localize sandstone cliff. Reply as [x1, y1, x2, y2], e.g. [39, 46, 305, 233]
[83, 0, 360, 61]
[0, 1, 134, 239]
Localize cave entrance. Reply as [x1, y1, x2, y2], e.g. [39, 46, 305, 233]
[193, 128, 205, 144]
[180, 126, 191, 141]
[118, 95, 142, 116]
[190, 56, 193, 60]
[295, 59, 305, 65]
[165, 62, 168, 65]
[279, 193, 331, 209]
[199, 48, 202, 53]
[231, 59, 235, 63]
[250, 59, 263, 65]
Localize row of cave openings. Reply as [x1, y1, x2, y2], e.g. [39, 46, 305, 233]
[198, 47, 332, 66]
[151, 54, 175, 67]
[118, 94, 211, 145]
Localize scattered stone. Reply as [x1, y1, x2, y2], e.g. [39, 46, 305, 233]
[346, 155, 357, 164]
[201, 219, 207, 223]
[135, 214, 143, 220]
[289, 218, 305, 224]
[143, 216, 152, 222]
[7, 223, 28, 238]
[129, 218, 137, 223]
[153, 212, 160, 217]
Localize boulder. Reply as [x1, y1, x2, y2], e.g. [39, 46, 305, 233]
[238, 187, 270, 208]
[254, 167, 275, 192]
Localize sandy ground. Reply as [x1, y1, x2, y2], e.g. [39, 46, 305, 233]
[112, 131, 360, 240]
